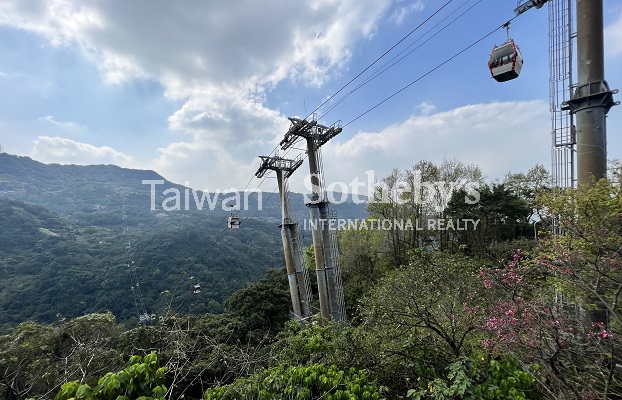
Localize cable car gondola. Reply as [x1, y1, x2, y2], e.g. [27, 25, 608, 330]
[488, 23, 523, 83]
[228, 214, 241, 229]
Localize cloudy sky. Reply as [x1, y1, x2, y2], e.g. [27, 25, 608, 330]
[1, 0, 621, 193]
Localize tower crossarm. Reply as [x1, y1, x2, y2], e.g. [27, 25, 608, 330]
[255, 154, 304, 179]
[280, 117, 317, 150]
[280, 117, 342, 150]
[316, 121, 343, 147]
[514, 0, 549, 16]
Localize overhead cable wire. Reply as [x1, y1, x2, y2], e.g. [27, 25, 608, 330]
[305, 0, 455, 120]
[215, 0, 458, 222]
[343, 16, 519, 128]
[319, 0, 484, 119]
[233, 0, 464, 227]
[235, 0, 462, 222]
[211, 0, 516, 249]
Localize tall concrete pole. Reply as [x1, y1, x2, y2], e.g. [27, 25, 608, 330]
[256, 155, 311, 320]
[276, 169, 303, 318]
[561, 0, 618, 329]
[563, 0, 618, 185]
[306, 138, 331, 320]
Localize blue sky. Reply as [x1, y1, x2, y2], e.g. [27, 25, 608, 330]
[1, 0, 621, 193]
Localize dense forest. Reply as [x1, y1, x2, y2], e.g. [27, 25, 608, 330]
[0, 153, 366, 327]
[0, 155, 621, 399]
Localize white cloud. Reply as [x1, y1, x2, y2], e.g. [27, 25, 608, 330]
[0, 1, 391, 88]
[0, 0, 394, 190]
[38, 115, 85, 130]
[31, 136, 135, 166]
[418, 101, 436, 115]
[605, 11, 622, 58]
[390, 0, 426, 25]
[0, 70, 6, 77]
[315, 100, 551, 193]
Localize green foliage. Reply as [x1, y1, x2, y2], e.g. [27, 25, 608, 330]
[0, 313, 122, 399]
[446, 184, 532, 259]
[520, 178, 622, 398]
[9, 155, 613, 399]
[0, 197, 286, 326]
[224, 268, 292, 343]
[204, 363, 386, 400]
[0, 153, 366, 327]
[407, 357, 537, 400]
[503, 164, 551, 218]
[275, 320, 354, 368]
[338, 228, 386, 320]
[54, 352, 167, 400]
[472, 359, 537, 400]
[361, 250, 487, 359]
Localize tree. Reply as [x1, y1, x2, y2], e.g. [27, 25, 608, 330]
[367, 160, 483, 265]
[504, 164, 551, 220]
[0, 321, 57, 399]
[0, 313, 122, 400]
[204, 363, 386, 399]
[477, 176, 622, 399]
[479, 247, 622, 399]
[338, 227, 385, 320]
[356, 250, 488, 394]
[535, 179, 622, 328]
[54, 313, 122, 385]
[446, 184, 532, 259]
[362, 251, 485, 359]
[54, 352, 167, 400]
[532, 179, 622, 397]
[224, 268, 291, 343]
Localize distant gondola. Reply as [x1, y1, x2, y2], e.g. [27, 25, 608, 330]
[228, 214, 241, 229]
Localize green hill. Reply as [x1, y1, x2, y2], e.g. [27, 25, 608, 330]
[0, 153, 366, 327]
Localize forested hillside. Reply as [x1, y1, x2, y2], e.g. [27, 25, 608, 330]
[0, 197, 286, 326]
[0, 153, 366, 327]
[0, 156, 620, 399]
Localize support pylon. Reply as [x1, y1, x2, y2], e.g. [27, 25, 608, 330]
[562, 0, 618, 185]
[560, 0, 619, 331]
[255, 154, 312, 319]
[280, 116, 347, 322]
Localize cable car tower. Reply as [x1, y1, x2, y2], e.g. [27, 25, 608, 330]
[514, 0, 618, 187]
[255, 154, 313, 320]
[512, 0, 575, 187]
[280, 115, 347, 322]
[540, 0, 576, 188]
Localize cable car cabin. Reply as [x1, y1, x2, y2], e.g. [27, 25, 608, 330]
[193, 284, 201, 294]
[228, 215, 241, 229]
[488, 39, 523, 82]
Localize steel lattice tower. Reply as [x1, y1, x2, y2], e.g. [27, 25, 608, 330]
[548, 0, 576, 188]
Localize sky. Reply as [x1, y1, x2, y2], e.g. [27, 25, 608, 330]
[1, 0, 621, 195]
